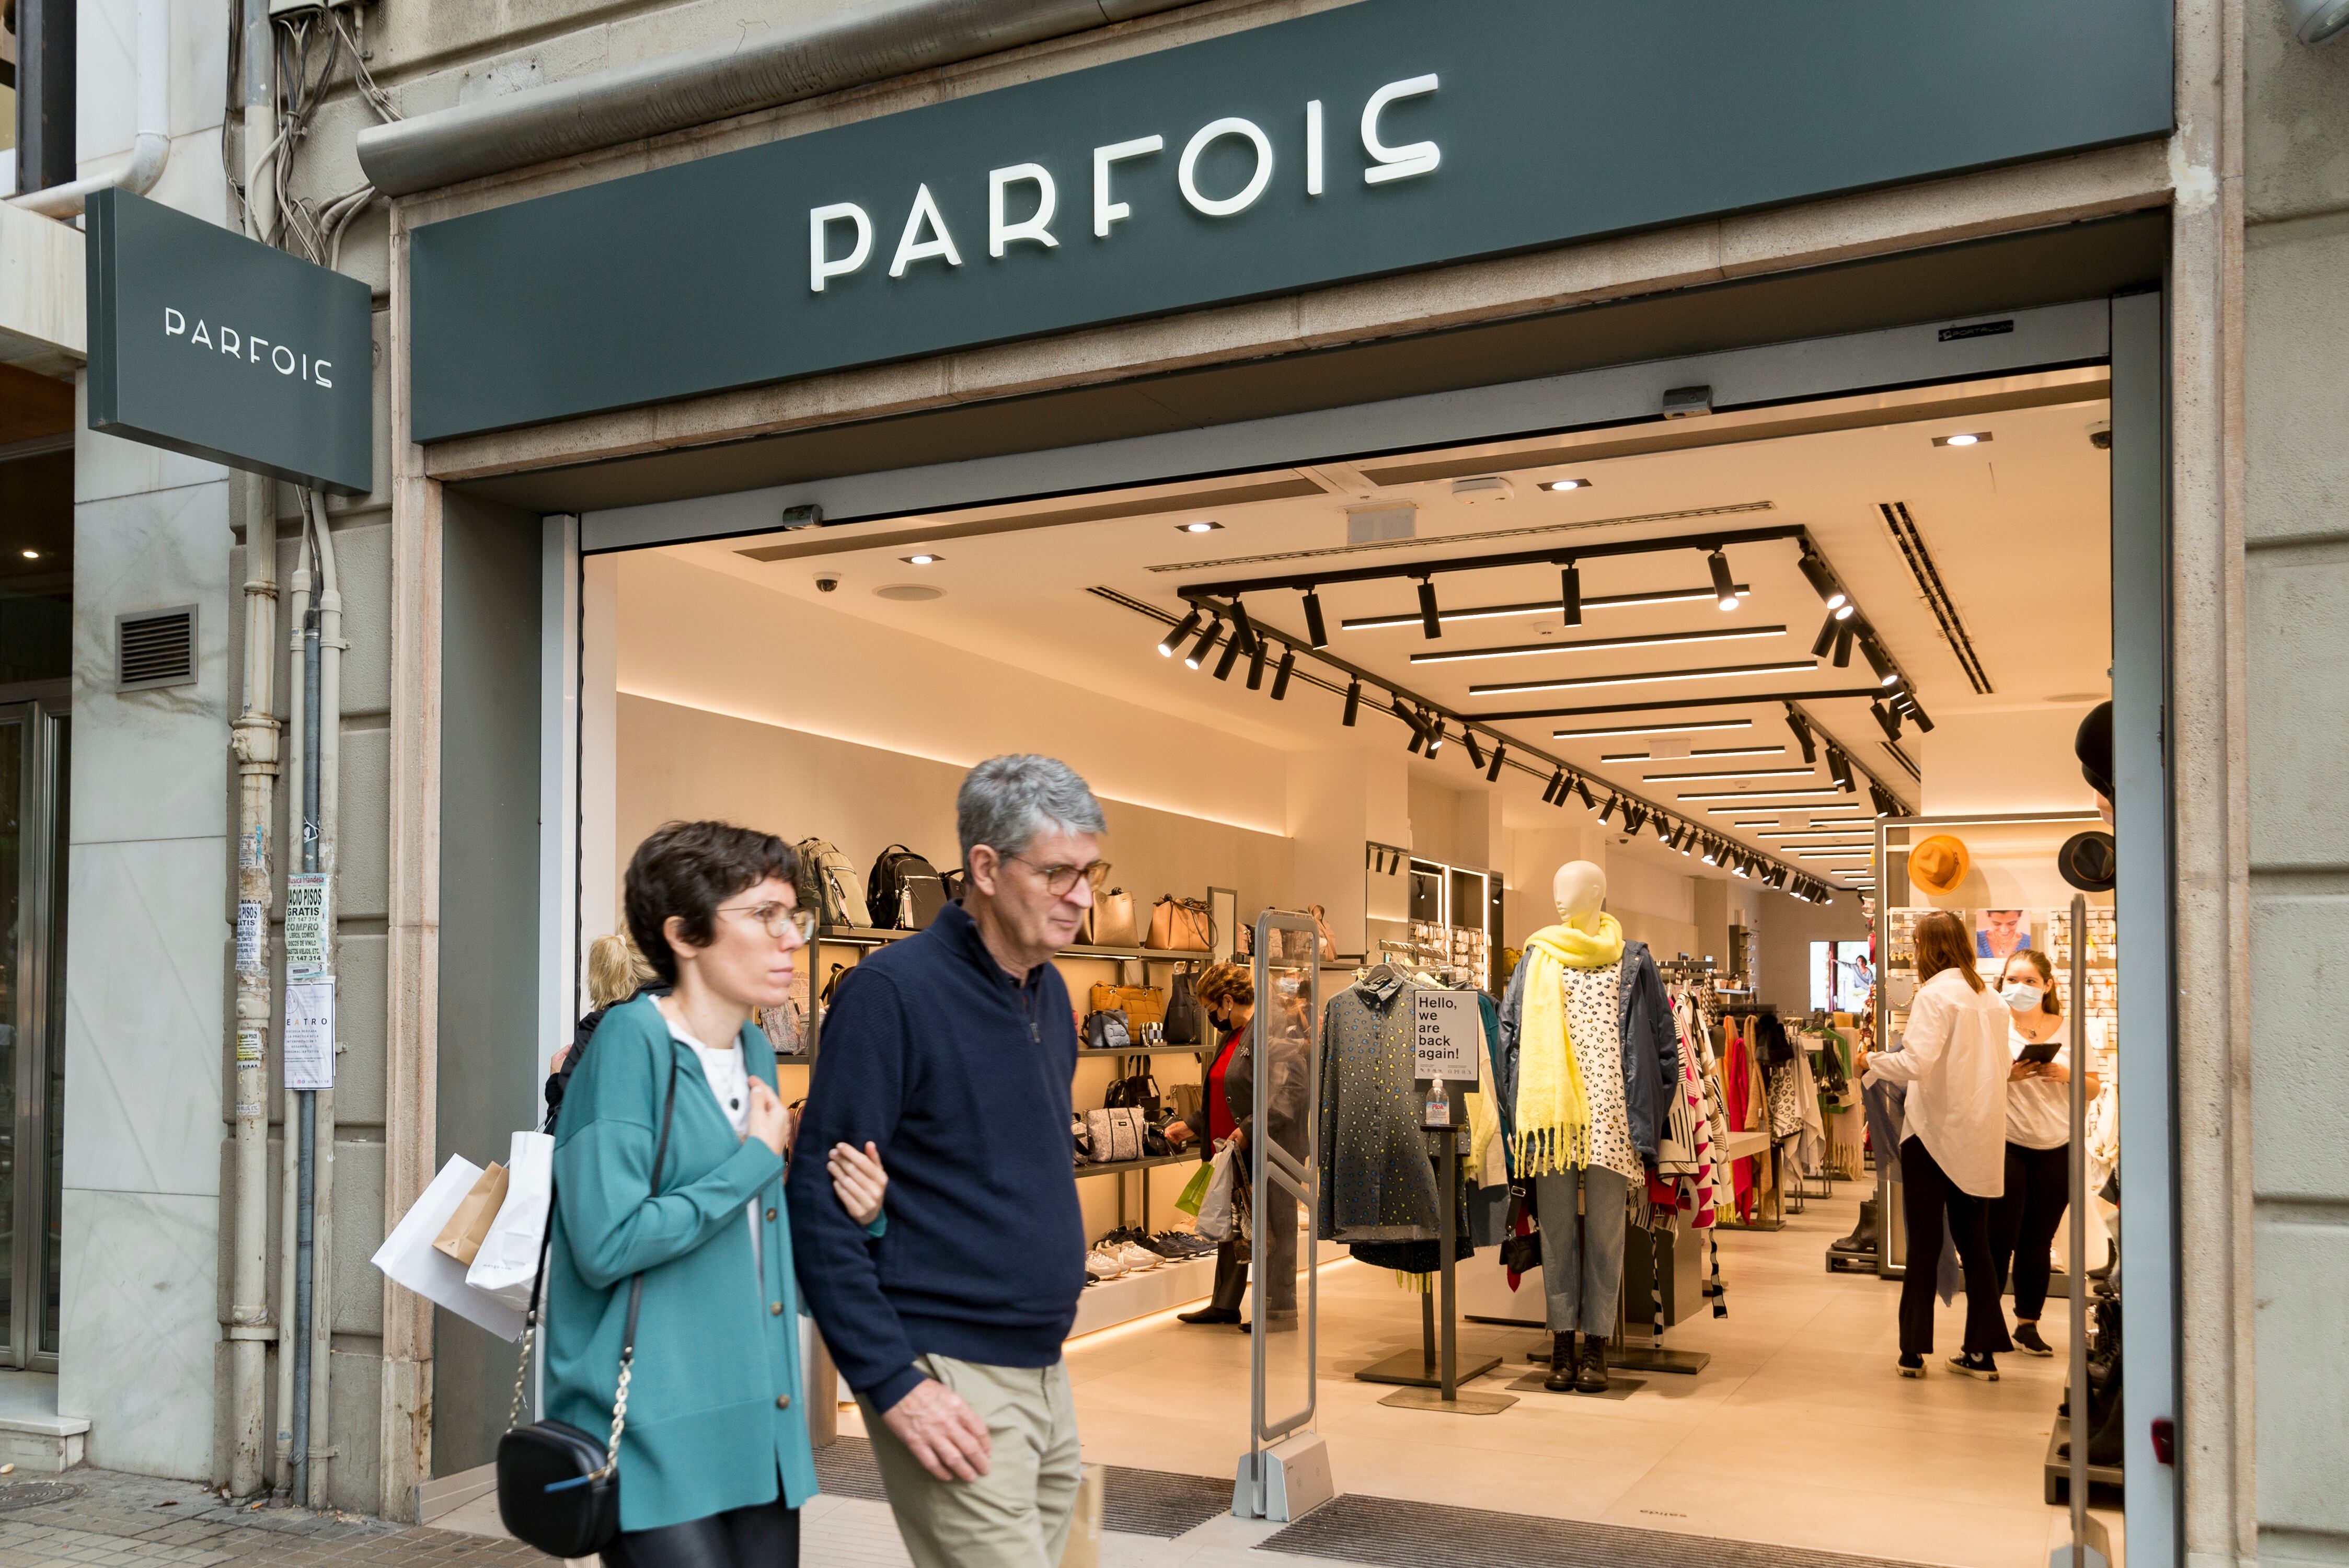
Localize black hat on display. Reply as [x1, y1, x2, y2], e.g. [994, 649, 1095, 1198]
[2058, 831, 2118, 893]
[2076, 701, 2114, 801]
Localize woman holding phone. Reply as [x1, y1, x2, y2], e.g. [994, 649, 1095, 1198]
[1989, 947, 2101, 1357]
[544, 821, 888, 1568]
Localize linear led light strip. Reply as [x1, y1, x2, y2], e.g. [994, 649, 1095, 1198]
[1410, 624, 1784, 665]
[1685, 788, 1846, 803]
[1345, 584, 1751, 630]
[1554, 719, 1753, 741]
[1600, 745, 1784, 762]
[1642, 765, 1818, 782]
[1470, 659, 1818, 697]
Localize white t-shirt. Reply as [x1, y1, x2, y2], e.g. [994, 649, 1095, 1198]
[1863, 967, 2011, 1198]
[2005, 1017, 2073, 1150]
[660, 1009, 762, 1278]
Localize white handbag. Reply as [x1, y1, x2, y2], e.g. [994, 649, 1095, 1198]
[465, 1129, 555, 1310]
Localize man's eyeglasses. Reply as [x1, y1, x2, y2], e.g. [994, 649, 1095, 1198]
[718, 901, 817, 941]
[1009, 857, 1113, 898]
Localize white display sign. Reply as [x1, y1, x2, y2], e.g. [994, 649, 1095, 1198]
[1412, 989, 1482, 1083]
[284, 975, 336, 1090]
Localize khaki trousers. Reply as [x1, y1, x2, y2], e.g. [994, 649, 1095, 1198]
[858, 1354, 1082, 1568]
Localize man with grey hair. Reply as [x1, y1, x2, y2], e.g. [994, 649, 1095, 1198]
[790, 755, 1107, 1568]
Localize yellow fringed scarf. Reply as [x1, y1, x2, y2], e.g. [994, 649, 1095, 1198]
[1511, 916, 1624, 1177]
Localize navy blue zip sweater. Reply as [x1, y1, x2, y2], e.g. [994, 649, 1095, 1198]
[788, 900, 1085, 1413]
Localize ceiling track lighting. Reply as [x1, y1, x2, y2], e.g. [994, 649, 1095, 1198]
[1229, 600, 1257, 658]
[1655, 815, 1675, 843]
[1810, 611, 1840, 659]
[1341, 585, 1754, 632]
[1560, 563, 1583, 628]
[1487, 743, 1508, 783]
[1597, 795, 1619, 828]
[1423, 715, 1446, 758]
[1213, 626, 1246, 681]
[1186, 615, 1224, 669]
[1869, 783, 1897, 816]
[1872, 699, 1904, 742]
[1417, 578, 1442, 640]
[1342, 679, 1363, 727]
[1246, 635, 1269, 690]
[1463, 729, 1486, 770]
[1622, 804, 1646, 837]
[1160, 608, 1204, 656]
[1270, 646, 1296, 700]
[1900, 696, 1934, 733]
[1827, 747, 1855, 792]
[1832, 620, 1855, 668]
[1575, 777, 1597, 813]
[1859, 634, 1898, 687]
[1784, 704, 1817, 765]
[1542, 769, 1566, 804]
[1707, 547, 1740, 611]
[1302, 589, 1330, 649]
[1797, 550, 1848, 612]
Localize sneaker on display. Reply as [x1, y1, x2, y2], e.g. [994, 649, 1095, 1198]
[1114, 1242, 1162, 1271]
[1086, 1249, 1125, 1282]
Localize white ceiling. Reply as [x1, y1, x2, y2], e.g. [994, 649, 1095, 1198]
[666, 372, 2112, 891]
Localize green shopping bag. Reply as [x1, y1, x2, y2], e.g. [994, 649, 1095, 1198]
[1174, 1160, 1213, 1216]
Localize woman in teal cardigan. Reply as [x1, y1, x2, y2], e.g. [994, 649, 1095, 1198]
[545, 821, 888, 1568]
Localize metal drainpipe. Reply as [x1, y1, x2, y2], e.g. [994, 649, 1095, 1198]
[272, 532, 311, 1498]
[228, 472, 279, 1497]
[290, 584, 321, 1506]
[303, 491, 343, 1507]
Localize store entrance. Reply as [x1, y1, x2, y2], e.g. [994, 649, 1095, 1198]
[575, 313, 2147, 1567]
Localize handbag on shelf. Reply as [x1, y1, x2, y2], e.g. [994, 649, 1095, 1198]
[794, 838, 863, 930]
[1164, 966, 1203, 1045]
[1081, 889, 1138, 948]
[1104, 1070, 1161, 1115]
[1084, 1106, 1144, 1165]
[1169, 1081, 1203, 1129]
[1146, 896, 1215, 953]
[496, 1042, 684, 1559]
[1087, 983, 1165, 1032]
[1083, 1010, 1132, 1052]
[1072, 1113, 1093, 1167]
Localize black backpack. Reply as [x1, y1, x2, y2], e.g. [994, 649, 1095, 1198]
[867, 845, 948, 930]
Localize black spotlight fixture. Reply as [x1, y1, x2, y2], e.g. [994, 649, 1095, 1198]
[1701, 838, 1720, 866]
[1229, 599, 1257, 658]
[1302, 589, 1330, 649]
[1560, 562, 1583, 627]
[1214, 624, 1247, 680]
[1342, 679, 1363, 726]
[1463, 729, 1486, 769]
[1575, 777, 1598, 813]
[1869, 782, 1897, 816]
[1246, 635, 1269, 690]
[1901, 695, 1935, 733]
[1185, 615, 1223, 668]
[1406, 713, 1427, 755]
[1424, 715, 1446, 758]
[1655, 813, 1675, 843]
[1160, 607, 1204, 656]
[1487, 742, 1508, 783]
[1417, 577, 1442, 640]
[1832, 619, 1856, 668]
[1597, 794, 1619, 828]
[1827, 747, 1855, 792]
[1859, 634, 1898, 687]
[1811, 611, 1840, 659]
[1784, 704, 1817, 765]
[1622, 803, 1645, 837]
[1707, 547, 1739, 610]
[1542, 768, 1566, 804]
[1797, 549, 1848, 612]
[1270, 646, 1296, 700]
[1872, 699, 1904, 741]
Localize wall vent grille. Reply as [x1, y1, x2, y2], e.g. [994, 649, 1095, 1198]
[118, 607, 197, 691]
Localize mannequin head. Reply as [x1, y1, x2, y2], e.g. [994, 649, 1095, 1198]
[1552, 861, 1607, 932]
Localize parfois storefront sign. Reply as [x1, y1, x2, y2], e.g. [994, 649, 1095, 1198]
[408, 0, 2171, 444]
[86, 189, 374, 495]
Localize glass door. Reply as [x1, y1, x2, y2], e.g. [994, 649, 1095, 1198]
[0, 700, 67, 1369]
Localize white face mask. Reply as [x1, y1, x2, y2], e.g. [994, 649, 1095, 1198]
[2001, 982, 2045, 1013]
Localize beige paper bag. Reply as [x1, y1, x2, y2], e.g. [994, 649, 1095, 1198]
[432, 1161, 508, 1266]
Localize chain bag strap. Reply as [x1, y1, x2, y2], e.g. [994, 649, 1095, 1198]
[496, 1037, 685, 1555]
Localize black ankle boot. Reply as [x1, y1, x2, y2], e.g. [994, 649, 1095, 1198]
[1544, 1333, 1576, 1392]
[1833, 1199, 1879, 1254]
[1574, 1335, 1609, 1393]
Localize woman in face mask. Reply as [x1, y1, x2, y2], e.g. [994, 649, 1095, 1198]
[1987, 948, 2101, 1357]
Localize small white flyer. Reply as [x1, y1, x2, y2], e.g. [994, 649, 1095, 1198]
[235, 901, 264, 974]
[284, 975, 336, 1090]
[284, 872, 330, 978]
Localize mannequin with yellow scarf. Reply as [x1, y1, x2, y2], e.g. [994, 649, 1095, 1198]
[1496, 861, 1682, 1394]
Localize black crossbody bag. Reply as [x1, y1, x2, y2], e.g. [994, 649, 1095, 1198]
[496, 1042, 683, 1558]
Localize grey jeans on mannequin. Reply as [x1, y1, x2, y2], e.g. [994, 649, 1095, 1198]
[1533, 1166, 1629, 1336]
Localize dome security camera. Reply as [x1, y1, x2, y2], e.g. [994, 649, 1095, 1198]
[814, 573, 842, 593]
[2287, 0, 2349, 42]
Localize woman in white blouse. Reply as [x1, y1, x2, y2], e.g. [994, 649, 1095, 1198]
[1860, 910, 2014, 1380]
[1989, 948, 2100, 1358]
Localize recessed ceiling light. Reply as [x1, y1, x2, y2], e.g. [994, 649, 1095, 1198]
[1933, 431, 1993, 447]
[18, 550, 36, 560]
[1544, 478, 1593, 492]
[1176, 520, 1224, 533]
[901, 552, 943, 566]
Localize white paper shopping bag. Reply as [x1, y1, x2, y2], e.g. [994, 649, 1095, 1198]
[371, 1154, 526, 1341]
[466, 1131, 555, 1311]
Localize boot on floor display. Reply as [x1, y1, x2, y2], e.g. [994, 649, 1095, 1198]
[1832, 1197, 1879, 1254]
[1574, 1334, 1610, 1394]
[1544, 1333, 1577, 1392]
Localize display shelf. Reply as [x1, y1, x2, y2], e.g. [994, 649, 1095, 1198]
[1077, 1045, 1214, 1057]
[1074, 1152, 1200, 1180]
[813, 926, 1208, 965]
[1069, 1254, 1218, 1336]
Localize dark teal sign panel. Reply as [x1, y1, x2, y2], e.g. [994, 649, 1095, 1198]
[87, 189, 374, 495]
[410, 0, 2172, 443]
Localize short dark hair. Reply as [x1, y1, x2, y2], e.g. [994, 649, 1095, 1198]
[624, 821, 801, 984]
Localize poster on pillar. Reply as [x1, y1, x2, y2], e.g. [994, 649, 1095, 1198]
[83, 189, 374, 495]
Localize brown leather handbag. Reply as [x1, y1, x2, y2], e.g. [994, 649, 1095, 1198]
[1088, 982, 1166, 1031]
[1146, 896, 1215, 953]
[1080, 888, 1138, 948]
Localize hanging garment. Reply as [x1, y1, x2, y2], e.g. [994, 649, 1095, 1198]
[1503, 918, 1620, 1173]
[1317, 979, 1444, 1243]
[1766, 1060, 1805, 1140]
[1793, 1047, 1828, 1177]
[1613, 941, 1684, 1165]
